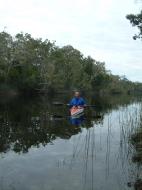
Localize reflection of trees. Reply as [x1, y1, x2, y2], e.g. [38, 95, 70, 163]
[0, 96, 100, 154]
[0, 118, 82, 153]
[91, 94, 140, 114]
[0, 94, 138, 155]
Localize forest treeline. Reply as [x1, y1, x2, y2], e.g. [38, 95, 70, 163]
[0, 31, 142, 95]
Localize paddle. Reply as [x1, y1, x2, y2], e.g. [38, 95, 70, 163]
[52, 102, 70, 106]
[50, 114, 102, 121]
[52, 102, 96, 107]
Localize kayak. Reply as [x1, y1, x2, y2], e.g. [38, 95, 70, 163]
[70, 107, 84, 117]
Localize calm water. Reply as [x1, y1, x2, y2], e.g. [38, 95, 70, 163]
[0, 94, 142, 190]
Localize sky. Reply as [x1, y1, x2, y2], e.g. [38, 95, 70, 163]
[0, 0, 142, 81]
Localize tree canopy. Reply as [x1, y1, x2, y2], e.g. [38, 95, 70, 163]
[0, 31, 141, 95]
[126, 10, 142, 40]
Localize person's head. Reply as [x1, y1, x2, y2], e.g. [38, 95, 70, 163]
[74, 91, 80, 98]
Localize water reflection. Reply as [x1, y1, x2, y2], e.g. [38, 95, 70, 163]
[0, 94, 142, 190]
[70, 115, 85, 126]
[0, 95, 99, 154]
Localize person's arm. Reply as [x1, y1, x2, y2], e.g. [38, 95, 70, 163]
[78, 98, 86, 108]
[69, 98, 74, 108]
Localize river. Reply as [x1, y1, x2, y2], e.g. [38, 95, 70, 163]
[0, 94, 142, 190]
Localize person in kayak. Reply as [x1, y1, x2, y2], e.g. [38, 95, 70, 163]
[69, 91, 86, 108]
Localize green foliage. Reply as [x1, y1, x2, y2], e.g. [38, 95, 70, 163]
[0, 31, 141, 94]
[126, 10, 142, 40]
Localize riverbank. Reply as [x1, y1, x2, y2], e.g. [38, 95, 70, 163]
[129, 114, 142, 189]
[131, 127, 142, 164]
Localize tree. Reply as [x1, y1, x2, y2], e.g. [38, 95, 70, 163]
[0, 31, 14, 83]
[0, 31, 141, 94]
[126, 10, 142, 40]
